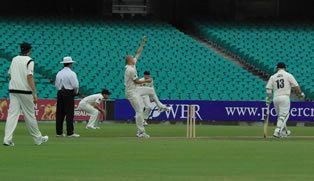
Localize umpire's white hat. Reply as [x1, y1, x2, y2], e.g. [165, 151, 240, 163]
[60, 56, 76, 64]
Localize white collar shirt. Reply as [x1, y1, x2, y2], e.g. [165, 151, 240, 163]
[55, 67, 79, 94]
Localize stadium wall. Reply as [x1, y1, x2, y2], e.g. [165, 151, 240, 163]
[115, 99, 314, 122]
[0, 99, 105, 121]
[0, 99, 313, 122]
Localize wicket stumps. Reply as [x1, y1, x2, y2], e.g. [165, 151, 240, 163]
[187, 105, 196, 138]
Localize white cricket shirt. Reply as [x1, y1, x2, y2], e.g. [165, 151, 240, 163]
[81, 93, 104, 105]
[266, 69, 299, 97]
[8, 56, 34, 92]
[124, 58, 138, 93]
[138, 78, 154, 88]
[55, 67, 79, 94]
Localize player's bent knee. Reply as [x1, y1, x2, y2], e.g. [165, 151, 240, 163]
[78, 103, 84, 110]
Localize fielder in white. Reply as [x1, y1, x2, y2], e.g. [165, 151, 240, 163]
[124, 36, 171, 138]
[138, 71, 154, 126]
[78, 89, 111, 129]
[3, 43, 48, 146]
[266, 62, 305, 138]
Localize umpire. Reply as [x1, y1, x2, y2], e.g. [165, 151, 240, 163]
[55, 56, 80, 137]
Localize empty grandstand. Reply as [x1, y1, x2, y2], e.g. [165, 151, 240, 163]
[193, 21, 313, 100]
[0, 17, 268, 101]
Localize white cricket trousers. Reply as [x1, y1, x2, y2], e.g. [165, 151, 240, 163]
[126, 91, 145, 133]
[141, 95, 152, 120]
[4, 93, 43, 144]
[273, 95, 290, 130]
[126, 87, 166, 133]
[78, 101, 100, 128]
[136, 87, 166, 109]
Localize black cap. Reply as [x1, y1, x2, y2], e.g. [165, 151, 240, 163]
[20, 42, 32, 54]
[277, 62, 286, 69]
[101, 89, 111, 95]
[144, 71, 150, 75]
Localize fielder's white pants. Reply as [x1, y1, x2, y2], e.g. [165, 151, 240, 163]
[4, 93, 43, 144]
[136, 87, 166, 109]
[273, 95, 290, 132]
[141, 95, 152, 120]
[78, 101, 100, 128]
[127, 88, 166, 133]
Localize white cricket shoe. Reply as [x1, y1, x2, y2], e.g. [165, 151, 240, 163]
[36, 136, 49, 145]
[94, 127, 101, 129]
[3, 141, 15, 146]
[158, 106, 172, 113]
[273, 128, 281, 138]
[86, 126, 97, 129]
[56, 134, 66, 137]
[136, 132, 150, 138]
[273, 132, 281, 138]
[67, 133, 80, 138]
[143, 120, 148, 126]
[281, 130, 291, 138]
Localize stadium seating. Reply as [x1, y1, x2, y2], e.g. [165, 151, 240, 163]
[0, 17, 266, 100]
[194, 21, 314, 99]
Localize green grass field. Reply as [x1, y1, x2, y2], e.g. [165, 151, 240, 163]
[0, 122, 314, 181]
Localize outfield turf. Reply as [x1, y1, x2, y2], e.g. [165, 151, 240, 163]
[0, 123, 314, 181]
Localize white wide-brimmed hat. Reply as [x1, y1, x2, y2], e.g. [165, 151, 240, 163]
[60, 56, 76, 64]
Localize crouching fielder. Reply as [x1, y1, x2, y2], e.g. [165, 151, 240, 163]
[78, 89, 111, 129]
[266, 62, 305, 138]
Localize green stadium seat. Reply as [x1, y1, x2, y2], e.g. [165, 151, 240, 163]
[194, 20, 314, 100]
[0, 17, 273, 100]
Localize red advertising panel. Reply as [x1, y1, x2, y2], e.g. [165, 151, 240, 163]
[0, 99, 102, 121]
